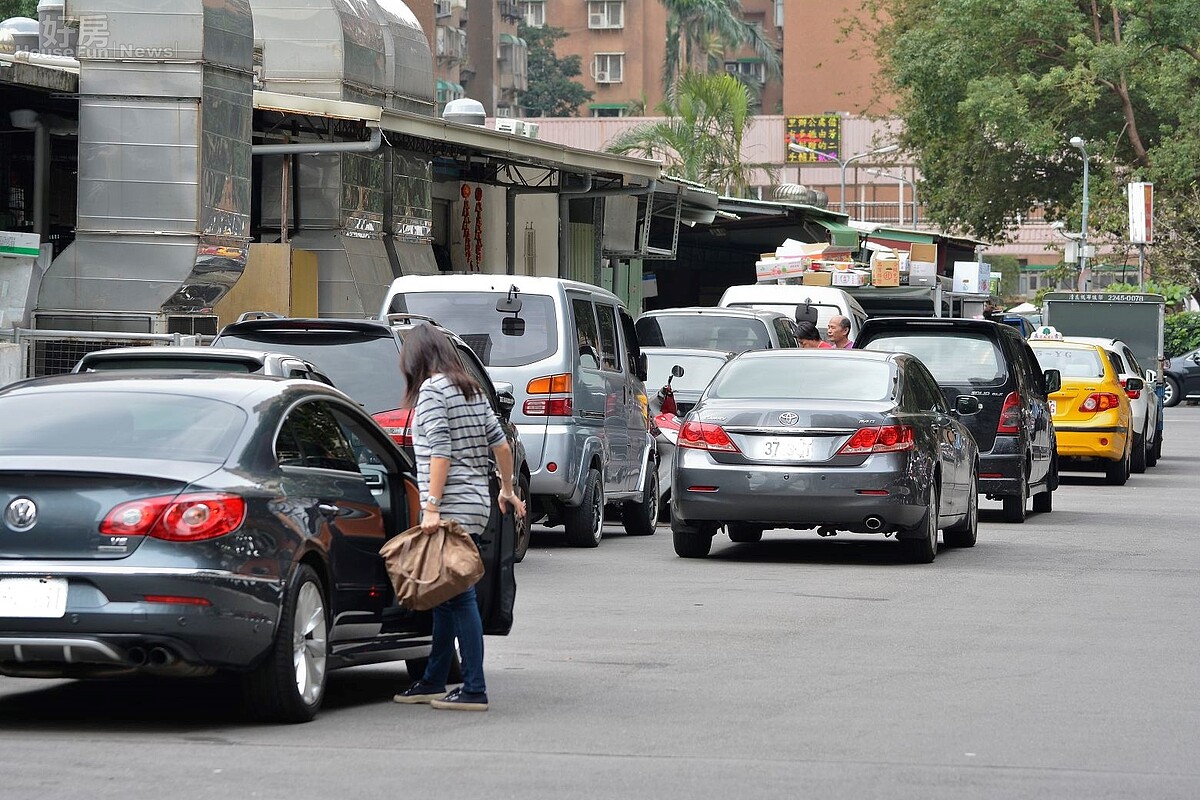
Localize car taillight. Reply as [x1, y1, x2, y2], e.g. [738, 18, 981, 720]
[836, 425, 914, 455]
[525, 373, 573, 416]
[1079, 392, 1121, 413]
[100, 493, 246, 542]
[996, 392, 1022, 434]
[373, 407, 414, 446]
[678, 421, 740, 453]
[1118, 379, 1141, 400]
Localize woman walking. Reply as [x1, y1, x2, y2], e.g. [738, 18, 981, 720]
[392, 324, 525, 712]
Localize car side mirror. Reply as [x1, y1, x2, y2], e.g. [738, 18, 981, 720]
[493, 381, 516, 418]
[637, 352, 648, 382]
[1125, 377, 1144, 392]
[954, 395, 983, 415]
[1191, 352, 1200, 364]
[1043, 368, 1061, 394]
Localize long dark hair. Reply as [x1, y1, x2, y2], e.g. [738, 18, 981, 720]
[399, 323, 481, 408]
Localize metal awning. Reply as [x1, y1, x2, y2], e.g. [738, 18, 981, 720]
[868, 228, 936, 245]
[378, 106, 661, 180]
[815, 218, 861, 248]
[253, 90, 381, 123]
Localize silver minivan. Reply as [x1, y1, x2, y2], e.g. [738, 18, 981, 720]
[380, 275, 657, 548]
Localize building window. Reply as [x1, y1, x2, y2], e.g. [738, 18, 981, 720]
[588, 1, 624, 30]
[725, 59, 765, 84]
[592, 52, 624, 84]
[590, 105, 627, 117]
[519, 1, 545, 27]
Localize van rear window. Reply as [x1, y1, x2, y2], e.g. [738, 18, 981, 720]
[864, 332, 1007, 386]
[636, 315, 769, 352]
[390, 292, 559, 367]
[726, 302, 842, 330]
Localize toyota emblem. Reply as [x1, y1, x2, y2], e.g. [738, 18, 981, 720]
[778, 412, 799, 426]
[4, 497, 38, 532]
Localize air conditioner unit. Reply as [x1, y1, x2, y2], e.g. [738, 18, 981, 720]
[522, 122, 540, 140]
[435, 0, 451, 17]
[495, 118, 525, 135]
[589, 12, 607, 28]
[595, 69, 613, 83]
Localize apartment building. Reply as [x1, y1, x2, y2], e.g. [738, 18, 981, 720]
[518, 0, 783, 117]
[431, 0, 527, 116]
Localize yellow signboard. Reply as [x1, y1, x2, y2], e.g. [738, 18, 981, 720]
[786, 115, 840, 163]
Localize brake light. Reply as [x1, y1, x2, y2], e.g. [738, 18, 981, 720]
[100, 493, 246, 542]
[524, 373, 573, 416]
[678, 421, 741, 453]
[1079, 392, 1121, 413]
[373, 407, 414, 446]
[836, 425, 914, 455]
[1118, 379, 1141, 400]
[523, 397, 573, 416]
[996, 392, 1022, 434]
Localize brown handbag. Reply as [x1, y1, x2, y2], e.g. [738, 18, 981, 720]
[379, 519, 485, 611]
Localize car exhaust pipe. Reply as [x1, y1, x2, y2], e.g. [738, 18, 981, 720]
[864, 516, 884, 531]
[148, 647, 176, 667]
[126, 646, 148, 666]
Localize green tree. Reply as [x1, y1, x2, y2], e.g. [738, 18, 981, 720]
[0, 0, 38, 18]
[860, 0, 1200, 291]
[605, 71, 767, 196]
[519, 24, 592, 118]
[660, 0, 782, 92]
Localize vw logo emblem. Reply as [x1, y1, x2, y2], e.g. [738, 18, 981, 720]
[4, 497, 38, 532]
[778, 412, 799, 426]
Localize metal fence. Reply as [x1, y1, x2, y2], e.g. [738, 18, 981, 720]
[3, 328, 200, 379]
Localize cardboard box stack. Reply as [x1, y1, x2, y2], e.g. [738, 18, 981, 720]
[755, 240, 859, 284]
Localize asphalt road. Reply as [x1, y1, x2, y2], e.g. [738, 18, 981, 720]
[2, 409, 1199, 799]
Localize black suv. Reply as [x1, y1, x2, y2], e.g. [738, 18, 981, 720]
[856, 318, 1061, 522]
[211, 315, 534, 559]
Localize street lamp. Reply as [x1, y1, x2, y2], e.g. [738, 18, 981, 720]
[866, 168, 918, 226]
[1069, 135, 1090, 290]
[788, 142, 900, 215]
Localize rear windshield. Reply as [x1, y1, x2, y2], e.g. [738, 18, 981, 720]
[863, 332, 1007, 386]
[708, 356, 892, 402]
[1032, 346, 1105, 378]
[0, 392, 246, 462]
[637, 315, 769, 352]
[214, 332, 404, 413]
[82, 356, 255, 373]
[726, 302, 843, 331]
[644, 352, 729, 394]
[388, 292, 558, 367]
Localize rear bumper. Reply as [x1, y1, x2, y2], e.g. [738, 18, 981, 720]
[0, 565, 282, 676]
[977, 436, 1024, 497]
[1055, 427, 1128, 460]
[671, 448, 927, 531]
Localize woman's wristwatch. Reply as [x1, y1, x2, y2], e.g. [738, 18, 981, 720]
[424, 495, 441, 511]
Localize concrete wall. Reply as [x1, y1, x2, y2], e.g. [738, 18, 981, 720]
[0, 343, 23, 388]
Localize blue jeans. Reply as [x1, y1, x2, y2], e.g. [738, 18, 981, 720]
[423, 585, 486, 695]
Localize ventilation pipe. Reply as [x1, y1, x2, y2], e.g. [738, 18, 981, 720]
[8, 110, 49, 239]
[39, 0, 254, 314]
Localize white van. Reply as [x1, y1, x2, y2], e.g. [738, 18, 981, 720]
[379, 274, 657, 548]
[718, 284, 868, 344]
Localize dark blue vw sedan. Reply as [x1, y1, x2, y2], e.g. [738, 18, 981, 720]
[0, 373, 515, 722]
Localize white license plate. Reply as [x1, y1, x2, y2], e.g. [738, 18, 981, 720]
[755, 437, 814, 461]
[0, 577, 68, 619]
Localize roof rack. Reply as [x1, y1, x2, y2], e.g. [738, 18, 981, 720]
[235, 311, 288, 323]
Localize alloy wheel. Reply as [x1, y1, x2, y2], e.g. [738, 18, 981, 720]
[292, 581, 328, 707]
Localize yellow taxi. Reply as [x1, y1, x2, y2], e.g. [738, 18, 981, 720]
[1029, 327, 1136, 486]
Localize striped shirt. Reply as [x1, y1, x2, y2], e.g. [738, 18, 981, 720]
[412, 373, 506, 536]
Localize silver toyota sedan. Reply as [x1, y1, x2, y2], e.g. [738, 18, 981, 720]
[670, 349, 981, 563]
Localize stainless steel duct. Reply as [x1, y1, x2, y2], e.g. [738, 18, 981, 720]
[251, 0, 434, 317]
[40, 0, 254, 314]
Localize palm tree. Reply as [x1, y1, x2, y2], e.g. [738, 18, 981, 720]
[605, 72, 769, 197]
[660, 0, 782, 92]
